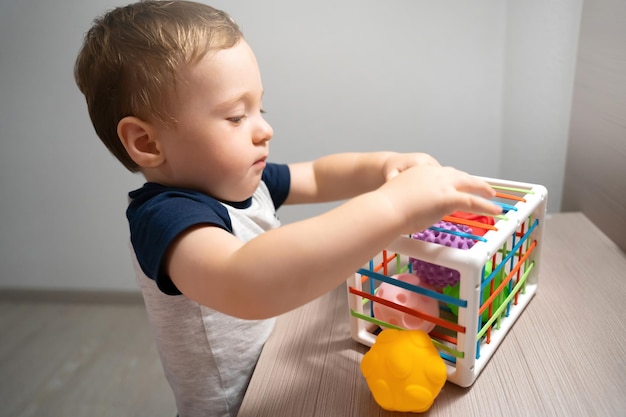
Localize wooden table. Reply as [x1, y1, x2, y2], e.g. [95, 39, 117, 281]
[238, 212, 626, 417]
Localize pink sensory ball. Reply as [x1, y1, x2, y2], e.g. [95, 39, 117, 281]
[373, 274, 440, 333]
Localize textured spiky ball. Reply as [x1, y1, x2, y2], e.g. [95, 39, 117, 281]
[410, 221, 475, 287]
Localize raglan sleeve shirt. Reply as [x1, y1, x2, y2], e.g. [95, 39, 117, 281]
[126, 162, 290, 296]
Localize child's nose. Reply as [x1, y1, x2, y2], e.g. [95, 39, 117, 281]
[253, 117, 273, 144]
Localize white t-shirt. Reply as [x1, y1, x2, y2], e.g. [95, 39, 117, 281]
[128, 164, 290, 417]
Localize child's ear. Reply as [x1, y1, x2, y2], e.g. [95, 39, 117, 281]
[117, 116, 164, 168]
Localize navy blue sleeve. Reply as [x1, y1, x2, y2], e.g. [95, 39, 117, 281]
[127, 165, 289, 296]
[127, 183, 232, 295]
[262, 163, 290, 209]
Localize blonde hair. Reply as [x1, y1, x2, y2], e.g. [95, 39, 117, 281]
[74, 1, 242, 172]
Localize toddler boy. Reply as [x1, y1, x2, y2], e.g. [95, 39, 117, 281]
[74, 1, 500, 416]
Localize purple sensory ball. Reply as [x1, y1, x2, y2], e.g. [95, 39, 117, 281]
[409, 221, 475, 287]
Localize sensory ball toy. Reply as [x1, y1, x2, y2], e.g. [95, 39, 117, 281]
[373, 274, 439, 332]
[450, 211, 495, 236]
[410, 221, 475, 287]
[361, 329, 447, 413]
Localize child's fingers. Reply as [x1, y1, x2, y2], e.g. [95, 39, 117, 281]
[465, 195, 502, 215]
[448, 172, 501, 214]
[453, 172, 496, 198]
[385, 169, 400, 181]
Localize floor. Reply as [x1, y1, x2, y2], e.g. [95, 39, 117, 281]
[0, 292, 177, 417]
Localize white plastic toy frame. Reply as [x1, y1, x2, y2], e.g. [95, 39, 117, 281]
[347, 177, 548, 387]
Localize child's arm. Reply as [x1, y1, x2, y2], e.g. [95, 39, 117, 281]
[285, 152, 440, 204]
[167, 160, 501, 320]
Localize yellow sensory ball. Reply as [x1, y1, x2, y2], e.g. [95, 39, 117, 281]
[361, 329, 447, 413]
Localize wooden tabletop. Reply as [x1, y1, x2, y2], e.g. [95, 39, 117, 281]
[238, 212, 626, 417]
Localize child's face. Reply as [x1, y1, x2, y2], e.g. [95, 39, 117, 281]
[152, 40, 273, 202]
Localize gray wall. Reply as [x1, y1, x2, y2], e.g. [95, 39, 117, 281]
[500, 0, 583, 204]
[562, 0, 626, 253]
[0, 0, 582, 292]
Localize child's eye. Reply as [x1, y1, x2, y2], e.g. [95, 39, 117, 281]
[227, 115, 246, 124]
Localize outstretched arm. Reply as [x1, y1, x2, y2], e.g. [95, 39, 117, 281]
[285, 152, 440, 204]
[168, 159, 501, 320]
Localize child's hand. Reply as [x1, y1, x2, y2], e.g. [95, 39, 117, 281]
[378, 164, 501, 234]
[383, 153, 441, 181]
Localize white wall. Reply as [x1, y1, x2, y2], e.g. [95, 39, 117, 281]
[0, 0, 581, 292]
[500, 0, 583, 210]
